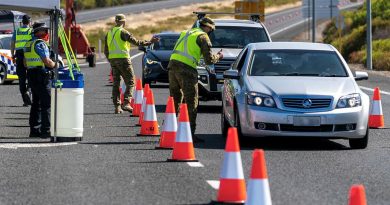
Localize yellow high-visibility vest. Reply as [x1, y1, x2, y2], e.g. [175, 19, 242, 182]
[24, 39, 45, 68]
[107, 26, 131, 59]
[15, 27, 32, 49]
[170, 28, 205, 69]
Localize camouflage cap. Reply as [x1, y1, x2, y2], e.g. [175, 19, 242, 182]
[115, 14, 126, 22]
[199, 17, 215, 31]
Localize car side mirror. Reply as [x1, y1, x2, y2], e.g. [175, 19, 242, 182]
[224, 70, 240, 80]
[138, 46, 146, 52]
[354, 71, 368, 81]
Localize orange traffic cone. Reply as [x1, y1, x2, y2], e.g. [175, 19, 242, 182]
[348, 185, 367, 205]
[168, 103, 198, 162]
[131, 79, 143, 117]
[156, 97, 177, 149]
[214, 127, 246, 204]
[369, 87, 385, 128]
[137, 89, 160, 136]
[109, 69, 113, 83]
[245, 149, 272, 205]
[136, 84, 150, 126]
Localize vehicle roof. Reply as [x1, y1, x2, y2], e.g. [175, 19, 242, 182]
[214, 19, 264, 28]
[0, 34, 12, 39]
[247, 42, 336, 51]
[155, 32, 180, 36]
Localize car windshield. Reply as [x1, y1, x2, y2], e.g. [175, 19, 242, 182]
[249, 50, 348, 77]
[150, 35, 179, 50]
[209, 26, 269, 48]
[0, 36, 11, 50]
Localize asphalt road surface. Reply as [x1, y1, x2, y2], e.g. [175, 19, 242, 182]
[0, 49, 389, 204]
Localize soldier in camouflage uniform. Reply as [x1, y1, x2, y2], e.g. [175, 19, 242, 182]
[104, 14, 159, 114]
[168, 17, 223, 142]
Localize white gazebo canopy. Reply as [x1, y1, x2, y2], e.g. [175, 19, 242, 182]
[0, 0, 60, 12]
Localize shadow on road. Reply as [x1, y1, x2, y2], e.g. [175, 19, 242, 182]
[5, 112, 29, 115]
[198, 105, 221, 113]
[195, 134, 350, 151]
[80, 141, 157, 145]
[150, 84, 169, 89]
[3, 117, 29, 120]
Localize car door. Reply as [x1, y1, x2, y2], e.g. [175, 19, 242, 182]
[224, 48, 248, 122]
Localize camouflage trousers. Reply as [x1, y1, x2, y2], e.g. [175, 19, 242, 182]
[109, 58, 135, 107]
[168, 63, 199, 135]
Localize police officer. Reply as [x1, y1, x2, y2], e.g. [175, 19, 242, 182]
[168, 17, 223, 142]
[10, 14, 32, 106]
[24, 23, 57, 138]
[104, 14, 159, 114]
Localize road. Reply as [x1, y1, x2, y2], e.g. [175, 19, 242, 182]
[0, 49, 390, 204]
[1, 0, 389, 204]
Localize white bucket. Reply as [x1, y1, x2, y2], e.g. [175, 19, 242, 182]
[50, 88, 84, 137]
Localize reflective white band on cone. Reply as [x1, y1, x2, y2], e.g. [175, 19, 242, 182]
[245, 179, 272, 205]
[176, 122, 192, 143]
[371, 100, 383, 115]
[135, 90, 143, 104]
[144, 105, 157, 121]
[220, 152, 244, 179]
[162, 113, 177, 132]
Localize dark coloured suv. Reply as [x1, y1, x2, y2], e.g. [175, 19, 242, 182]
[139, 32, 180, 86]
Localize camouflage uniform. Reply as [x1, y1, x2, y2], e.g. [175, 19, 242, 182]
[104, 29, 151, 108]
[168, 33, 219, 135]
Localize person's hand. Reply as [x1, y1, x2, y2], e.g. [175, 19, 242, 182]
[217, 49, 223, 60]
[150, 36, 160, 44]
[11, 56, 16, 64]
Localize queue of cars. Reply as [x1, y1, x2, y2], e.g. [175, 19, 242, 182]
[138, 13, 370, 149]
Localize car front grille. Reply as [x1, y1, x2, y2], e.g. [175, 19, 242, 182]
[282, 98, 332, 109]
[215, 59, 235, 74]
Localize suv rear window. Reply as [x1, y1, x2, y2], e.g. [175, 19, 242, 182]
[209, 26, 269, 48]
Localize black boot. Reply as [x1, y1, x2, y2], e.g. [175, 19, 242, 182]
[22, 92, 32, 106]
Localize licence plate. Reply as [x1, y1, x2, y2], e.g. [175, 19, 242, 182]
[293, 116, 321, 126]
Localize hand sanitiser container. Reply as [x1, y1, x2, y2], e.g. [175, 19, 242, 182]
[51, 70, 84, 142]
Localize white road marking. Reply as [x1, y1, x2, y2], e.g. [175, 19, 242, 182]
[207, 180, 220, 190]
[78, 52, 144, 67]
[359, 86, 390, 96]
[0, 142, 78, 149]
[187, 162, 204, 167]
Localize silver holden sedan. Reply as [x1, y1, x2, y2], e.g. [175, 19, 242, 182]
[221, 42, 370, 149]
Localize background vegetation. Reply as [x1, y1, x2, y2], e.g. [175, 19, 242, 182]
[61, 0, 300, 10]
[322, 0, 390, 70]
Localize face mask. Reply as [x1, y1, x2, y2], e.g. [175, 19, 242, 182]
[36, 32, 49, 42]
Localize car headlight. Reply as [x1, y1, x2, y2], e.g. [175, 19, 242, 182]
[197, 59, 206, 69]
[336, 93, 361, 108]
[146, 58, 159, 65]
[247, 92, 276, 108]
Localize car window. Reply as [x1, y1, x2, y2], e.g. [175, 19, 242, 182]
[233, 48, 248, 71]
[209, 26, 269, 48]
[249, 50, 348, 77]
[0, 36, 11, 50]
[150, 35, 179, 51]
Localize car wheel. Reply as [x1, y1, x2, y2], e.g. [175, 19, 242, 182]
[221, 109, 230, 138]
[349, 127, 369, 149]
[142, 71, 150, 87]
[234, 105, 247, 144]
[0, 63, 7, 85]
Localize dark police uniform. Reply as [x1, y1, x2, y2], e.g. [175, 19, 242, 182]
[24, 37, 52, 137]
[13, 25, 32, 106]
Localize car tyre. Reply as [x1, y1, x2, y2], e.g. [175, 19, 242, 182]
[221, 110, 230, 138]
[234, 105, 248, 145]
[349, 127, 369, 149]
[0, 63, 8, 85]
